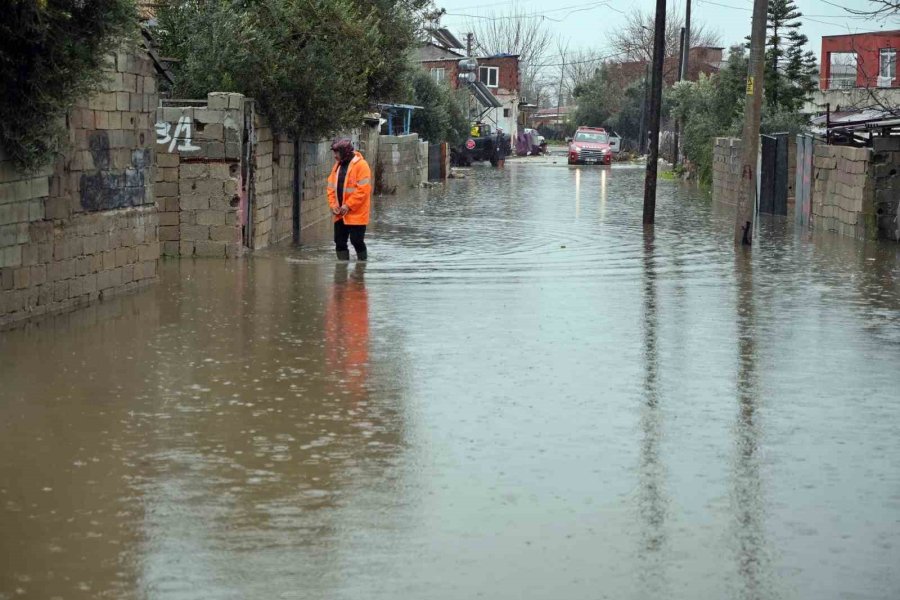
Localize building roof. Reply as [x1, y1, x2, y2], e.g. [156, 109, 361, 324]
[823, 29, 900, 39]
[416, 43, 464, 62]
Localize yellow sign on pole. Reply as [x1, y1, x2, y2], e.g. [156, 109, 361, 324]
[746, 76, 755, 96]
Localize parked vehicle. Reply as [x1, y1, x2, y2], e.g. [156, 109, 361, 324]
[452, 122, 511, 167]
[516, 128, 547, 156]
[568, 126, 613, 165]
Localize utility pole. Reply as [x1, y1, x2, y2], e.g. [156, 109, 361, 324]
[673, 27, 685, 168]
[638, 63, 649, 154]
[643, 0, 666, 226]
[734, 0, 767, 245]
[557, 55, 566, 135]
[681, 0, 691, 79]
[466, 32, 473, 58]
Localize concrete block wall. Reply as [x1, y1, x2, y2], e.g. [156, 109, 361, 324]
[872, 137, 900, 242]
[377, 134, 428, 194]
[811, 145, 876, 240]
[298, 140, 335, 238]
[712, 137, 742, 206]
[272, 133, 295, 244]
[154, 93, 244, 257]
[1, 44, 158, 328]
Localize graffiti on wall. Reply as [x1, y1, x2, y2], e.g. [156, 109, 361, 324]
[80, 131, 152, 212]
[156, 116, 201, 153]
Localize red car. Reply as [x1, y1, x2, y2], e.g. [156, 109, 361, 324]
[568, 127, 612, 165]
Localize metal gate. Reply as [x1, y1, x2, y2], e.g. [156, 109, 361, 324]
[760, 133, 788, 215]
[428, 144, 442, 182]
[795, 134, 814, 228]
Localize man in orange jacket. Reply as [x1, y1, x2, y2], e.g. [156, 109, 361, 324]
[327, 138, 372, 261]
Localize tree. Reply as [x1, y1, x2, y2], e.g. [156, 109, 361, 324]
[610, 79, 648, 150]
[608, 6, 720, 81]
[845, 0, 899, 19]
[572, 65, 622, 129]
[407, 70, 469, 145]
[764, 0, 817, 114]
[668, 45, 748, 184]
[156, 0, 426, 139]
[0, 0, 137, 171]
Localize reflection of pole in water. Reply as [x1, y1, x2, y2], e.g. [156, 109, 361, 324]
[575, 168, 581, 220]
[637, 229, 669, 594]
[731, 251, 774, 600]
[599, 169, 608, 223]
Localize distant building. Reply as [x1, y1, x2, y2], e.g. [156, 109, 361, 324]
[529, 106, 575, 130]
[607, 46, 725, 89]
[806, 30, 900, 113]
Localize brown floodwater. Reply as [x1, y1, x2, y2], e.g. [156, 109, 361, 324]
[2, 158, 899, 599]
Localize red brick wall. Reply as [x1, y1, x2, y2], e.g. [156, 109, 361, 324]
[821, 31, 900, 90]
[421, 55, 520, 93]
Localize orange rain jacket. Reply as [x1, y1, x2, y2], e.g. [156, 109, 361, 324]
[327, 151, 372, 225]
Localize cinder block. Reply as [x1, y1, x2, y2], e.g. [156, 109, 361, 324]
[180, 194, 209, 211]
[196, 210, 225, 226]
[157, 153, 179, 168]
[192, 240, 224, 257]
[158, 212, 179, 227]
[180, 163, 209, 179]
[209, 225, 237, 242]
[181, 224, 209, 242]
[207, 93, 230, 110]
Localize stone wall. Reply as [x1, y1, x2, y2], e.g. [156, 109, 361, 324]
[872, 137, 900, 242]
[229, 116, 380, 249]
[1, 45, 158, 328]
[811, 145, 876, 240]
[712, 137, 742, 206]
[377, 134, 428, 194]
[155, 93, 244, 257]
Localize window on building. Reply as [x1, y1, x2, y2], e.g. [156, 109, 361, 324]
[479, 66, 499, 88]
[503, 108, 511, 117]
[879, 49, 896, 86]
[829, 52, 858, 89]
[430, 67, 446, 83]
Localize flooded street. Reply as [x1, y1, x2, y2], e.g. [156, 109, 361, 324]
[2, 158, 900, 599]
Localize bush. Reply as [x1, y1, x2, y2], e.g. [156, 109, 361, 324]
[156, 0, 426, 140]
[0, 0, 137, 171]
[408, 70, 469, 146]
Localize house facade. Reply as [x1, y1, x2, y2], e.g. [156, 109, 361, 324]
[820, 31, 900, 90]
[805, 30, 900, 114]
[419, 48, 522, 137]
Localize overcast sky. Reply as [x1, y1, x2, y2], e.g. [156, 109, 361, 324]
[435, 0, 900, 62]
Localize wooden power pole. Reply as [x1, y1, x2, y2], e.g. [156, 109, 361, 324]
[642, 0, 666, 226]
[734, 0, 767, 245]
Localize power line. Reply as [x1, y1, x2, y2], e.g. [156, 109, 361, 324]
[446, 1, 609, 23]
[694, 0, 870, 29]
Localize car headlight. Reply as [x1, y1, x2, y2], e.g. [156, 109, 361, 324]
[572, 147, 581, 153]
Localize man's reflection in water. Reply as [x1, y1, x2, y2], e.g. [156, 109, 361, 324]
[731, 251, 775, 600]
[638, 229, 669, 595]
[325, 263, 370, 400]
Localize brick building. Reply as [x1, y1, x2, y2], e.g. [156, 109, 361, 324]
[607, 46, 725, 89]
[418, 44, 522, 136]
[820, 30, 900, 90]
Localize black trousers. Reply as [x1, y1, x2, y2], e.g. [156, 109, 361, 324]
[334, 220, 367, 255]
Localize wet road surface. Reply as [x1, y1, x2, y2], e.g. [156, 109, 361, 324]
[2, 158, 900, 599]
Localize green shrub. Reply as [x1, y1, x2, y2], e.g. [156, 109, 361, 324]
[0, 0, 137, 171]
[156, 0, 426, 140]
[408, 70, 469, 146]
